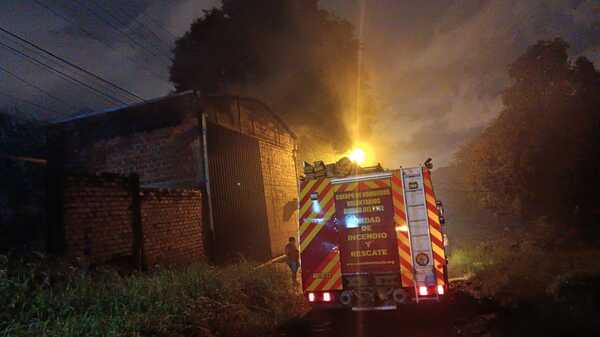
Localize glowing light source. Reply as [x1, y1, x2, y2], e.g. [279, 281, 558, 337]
[323, 292, 332, 302]
[308, 292, 316, 302]
[311, 200, 321, 214]
[345, 215, 360, 228]
[348, 148, 366, 165]
[437, 285, 445, 295]
[418, 286, 428, 296]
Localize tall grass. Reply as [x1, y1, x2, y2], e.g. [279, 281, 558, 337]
[448, 232, 600, 336]
[0, 255, 307, 337]
[450, 236, 600, 303]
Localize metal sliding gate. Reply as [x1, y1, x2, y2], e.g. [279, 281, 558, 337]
[206, 122, 270, 261]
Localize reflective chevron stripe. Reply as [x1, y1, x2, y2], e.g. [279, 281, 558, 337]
[422, 168, 446, 287]
[391, 170, 414, 287]
[306, 251, 342, 291]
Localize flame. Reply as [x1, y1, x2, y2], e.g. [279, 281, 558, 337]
[343, 142, 375, 166]
[348, 148, 366, 164]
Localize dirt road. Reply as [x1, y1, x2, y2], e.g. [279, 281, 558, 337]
[280, 283, 497, 337]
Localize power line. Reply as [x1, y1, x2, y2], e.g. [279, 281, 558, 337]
[0, 40, 128, 105]
[0, 25, 146, 103]
[32, 0, 168, 81]
[65, 0, 170, 68]
[0, 63, 78, 111]
[0, 89, 62, 115]
[123, 1, 178, 41]
[73, 0, 173, 67]
[0, 39, 129, 105]
[137, 11, 178, 41]
[88, 0, 173, 55]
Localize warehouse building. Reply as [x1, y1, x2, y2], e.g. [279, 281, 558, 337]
[48, 92, 298, 262]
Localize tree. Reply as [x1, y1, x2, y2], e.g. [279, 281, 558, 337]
[170, 0, 375, 160]
[456, 38, 600, 232]
[0, 111, 46, 250]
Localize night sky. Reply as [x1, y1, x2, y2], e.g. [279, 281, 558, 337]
[1, 0, 599, 166]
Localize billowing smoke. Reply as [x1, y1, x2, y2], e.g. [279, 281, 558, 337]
[324, 0, 600, 168]
[168, 0, 377, 165]
[1, 0, 599, 168]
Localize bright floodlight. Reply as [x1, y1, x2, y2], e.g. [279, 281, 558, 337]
[349, 148, 366, 165]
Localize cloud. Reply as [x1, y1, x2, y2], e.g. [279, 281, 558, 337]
[0, 0, 216, 118]
[1, 0, 599, 167]
[323, 0, 600, 167]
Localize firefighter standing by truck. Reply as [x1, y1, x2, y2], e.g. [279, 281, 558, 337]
[285, 237, 300, 287]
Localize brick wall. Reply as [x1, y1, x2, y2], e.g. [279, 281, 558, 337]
[50, 94, 299, 261]
[94, 118, 201, 187]
[141, 189, 203, 266]
[72, 117, 201, 188]
[61, 173, 204, 266]
[258, 140, 299, 256]
[63, 174, 134, 262]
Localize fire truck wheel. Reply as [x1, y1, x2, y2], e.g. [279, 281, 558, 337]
[339, 290, 353, 306]
[392, 288, 408, 304]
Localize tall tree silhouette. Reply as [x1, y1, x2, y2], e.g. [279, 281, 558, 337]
[170, 0, 375, 157]
[456, 38, 600, 233]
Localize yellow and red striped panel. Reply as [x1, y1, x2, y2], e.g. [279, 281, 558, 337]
[298, 178, 342, 291]
[298, 178, 391, 252]
[422, 169, 446, 287]
[299, 178, 338, 252]
[303, 250, 343, 291]
[353, 179, 390, 191]
[391, 170, 414, 287]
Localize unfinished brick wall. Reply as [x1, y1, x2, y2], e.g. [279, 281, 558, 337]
[49, 93, 204, 190]
[259, 141, 298, 256]
[62, 174, 134, 262]
[79, 117, 201, 188]
[61, 173, 204, 266]
[141, 189, 203, 266]
[50, 94, 299, 261]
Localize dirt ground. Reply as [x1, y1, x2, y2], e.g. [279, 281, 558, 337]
[279, 281, 498, 337]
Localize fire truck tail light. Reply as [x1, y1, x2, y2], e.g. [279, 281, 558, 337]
[437, 285, 445, 295]
[418, 286, 428, 296]
[308, 292, 316, 302]
[322, 292, 332, 302]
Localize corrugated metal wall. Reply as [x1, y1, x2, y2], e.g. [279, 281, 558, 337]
[207, 122, 271, 261]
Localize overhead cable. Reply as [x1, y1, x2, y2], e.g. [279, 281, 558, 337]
[0, 89, 62, 115]
[32, 0, 168, 81]
[0, 63, 78, 111]
[73, 0, 173, 67]
[88, 0, 173, 55]
[0, 25, 146, 103]
[0, 40, 129, 105]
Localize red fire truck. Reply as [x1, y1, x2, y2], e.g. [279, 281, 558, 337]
[298, 159, 448, 310]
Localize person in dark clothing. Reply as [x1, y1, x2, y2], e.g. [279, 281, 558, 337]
[285, 237, 300, 287]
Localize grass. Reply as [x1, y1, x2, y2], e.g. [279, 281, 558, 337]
[450, 237, 600, 302]
[448, 230, 600, 337]
[0, 254, 308, 337]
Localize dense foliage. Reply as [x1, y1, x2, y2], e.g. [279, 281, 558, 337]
[0, 112, 46, 251]
[170, 0, 375, 158]
[455, 38, 600, 233]
[450, 234, 600, 337]
[0, 254, 305, 337]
